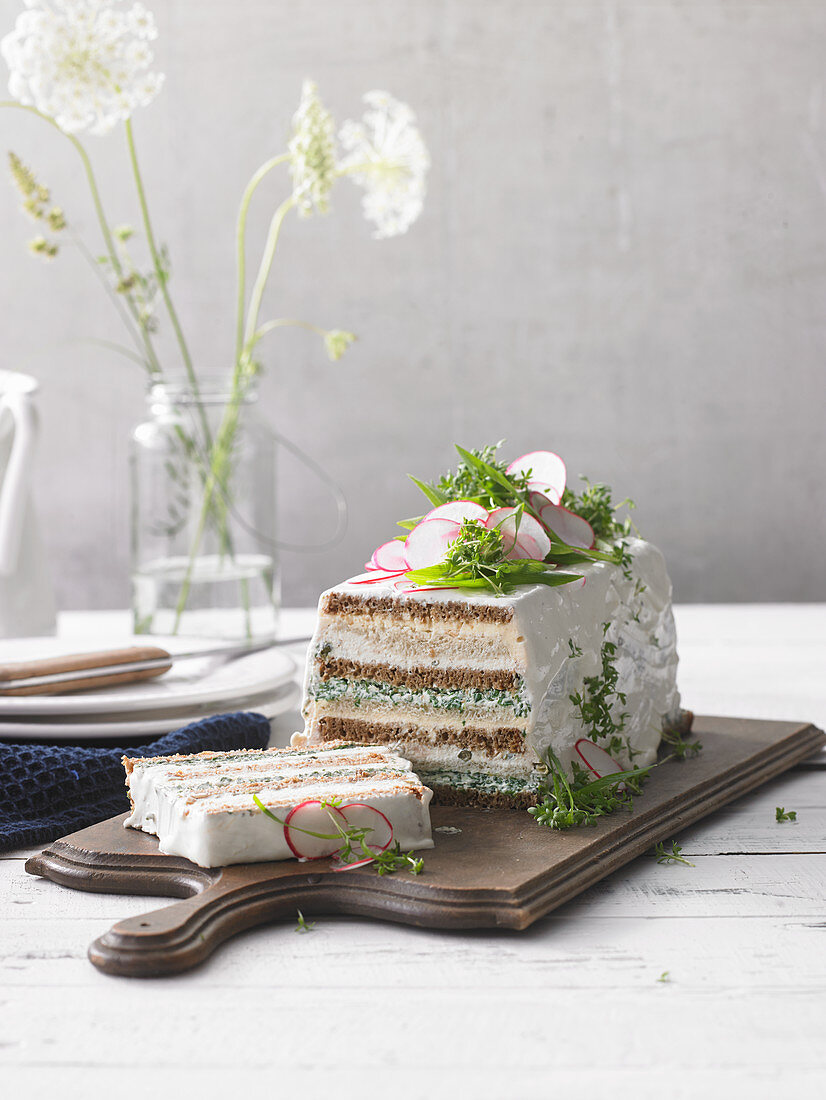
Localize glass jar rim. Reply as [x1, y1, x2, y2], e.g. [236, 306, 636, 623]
[147, 375, 258, 406]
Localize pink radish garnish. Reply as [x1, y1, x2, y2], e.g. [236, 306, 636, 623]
[528, 489, 554, 514]
[506, 451, 566, 504]
[371, 539, 409, 571]
[405, 585, 459, 593]
[332, 857, 376, 873]
[404, 517, 462, 569]
[283, 800, 349, 860]
[538, 501, 595, 549]
[486, 507, 551, 562]
[574, 739, 625, 782]
[338, 802, 394, 853]
[421, 500, 489, 525]
[348, 570, 408, 585]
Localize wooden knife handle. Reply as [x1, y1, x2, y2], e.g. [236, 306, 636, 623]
[0, 646, 172, 696]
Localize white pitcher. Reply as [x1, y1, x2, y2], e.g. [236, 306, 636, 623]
[0, 370, 56, 637]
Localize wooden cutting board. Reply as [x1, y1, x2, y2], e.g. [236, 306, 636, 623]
[25, 716, 824, 978]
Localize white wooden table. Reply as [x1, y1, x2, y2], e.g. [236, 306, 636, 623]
[2, 605, 825, 1098]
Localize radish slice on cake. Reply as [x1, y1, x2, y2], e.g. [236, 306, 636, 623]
[506, 451, 566, 504]
[349, 569, 408, 585]
[339, 802, 394, 853]
[574, 739, 625, 781]
[486, 507, 551, 562]
[370, 539, 410, 572]
[332, 857, 376, 872]
[421, 500, 489, 525]
[404, 517, 462, 568]
[538, 501, 595, 549]
[283, 800, 349, 860]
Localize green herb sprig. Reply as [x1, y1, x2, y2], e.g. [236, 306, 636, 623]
[528, 747, 653, 830]
[775, 806, 797, 822]
[295, 910, 316, 933]
[653, 840, 694, 866]
[372, 842, 424, 876]
[570, 632, 629, 759]
[661, 727, 703, 761]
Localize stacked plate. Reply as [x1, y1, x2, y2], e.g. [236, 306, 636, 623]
[0, 634, 301, 741]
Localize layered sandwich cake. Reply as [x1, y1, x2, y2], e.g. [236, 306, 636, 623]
[296, 445, 684, 809]
[123, 741, 434, 867]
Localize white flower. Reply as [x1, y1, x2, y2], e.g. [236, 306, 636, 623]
[1, 1, 165, 136]
[338, 90, 429, 239]
[288, 79, 336, 217]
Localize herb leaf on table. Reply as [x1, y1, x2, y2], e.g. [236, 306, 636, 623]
[653, 840, 695, 866]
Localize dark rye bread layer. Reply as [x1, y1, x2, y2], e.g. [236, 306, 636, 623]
[322, 592, 513, 624]
[316, 656, 521, 693]
[317, 716, 526, 755]
[425, 784, 536, 810]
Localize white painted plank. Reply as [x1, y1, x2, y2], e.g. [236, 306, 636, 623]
[3, 909, 826, 990]
[3, 1066, 824, 1100]
[1, 981, 825, 1089]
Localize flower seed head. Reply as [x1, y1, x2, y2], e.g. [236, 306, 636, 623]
[288, 79, 336, 218]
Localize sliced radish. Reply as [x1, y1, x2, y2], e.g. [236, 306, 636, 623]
[486, 507, 551, 562]
[506, 451, 566, 503]
[528, 489, 556, 513]
[371, 539, 410, 571]
[283, 800, 349, 860]
[421, 500, 489, 525]
[404, 518, 461, 569]
[574, 739, 624, 781]
[339, 802, 394, 853]
[332, 857, 376, 872]
[538, 501, 595, 549]
[406, 585, 459, 593]
[348, 569, 408, 585]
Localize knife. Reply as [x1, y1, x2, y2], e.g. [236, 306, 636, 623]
[0, 637, 311, 696]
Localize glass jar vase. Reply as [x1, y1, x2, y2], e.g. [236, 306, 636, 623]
[130, 378, 279, 640]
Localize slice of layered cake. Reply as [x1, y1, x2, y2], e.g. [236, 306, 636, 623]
[123, 741, 434, 867]
[296, 445, 685, 810]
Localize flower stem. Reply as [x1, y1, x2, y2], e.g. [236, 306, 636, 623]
[242, 196, 296, 357]
[252, 318, 326, 345]
[2, 101, 162, 375]
[123, 119, 210, 439]
[235, 153, 290, 364]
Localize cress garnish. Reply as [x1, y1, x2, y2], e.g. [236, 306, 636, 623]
[527, 746, 654, 830]
[294, 910, 316, 933]
[653, 840, 694, 866]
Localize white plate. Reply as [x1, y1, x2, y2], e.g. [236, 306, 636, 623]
[0, 681, 302, 740]
[0, 635, 297, 716]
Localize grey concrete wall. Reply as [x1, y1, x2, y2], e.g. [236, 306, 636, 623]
[1, 0, 825, 609]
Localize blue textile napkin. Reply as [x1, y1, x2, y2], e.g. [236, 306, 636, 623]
[0, 711, 272, 852]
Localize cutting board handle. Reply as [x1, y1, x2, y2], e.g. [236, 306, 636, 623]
[85, 862, 419, 977]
